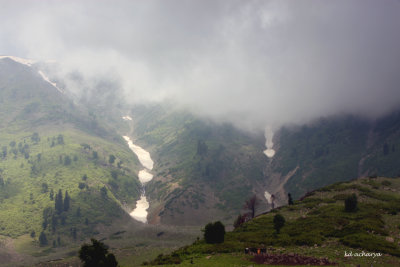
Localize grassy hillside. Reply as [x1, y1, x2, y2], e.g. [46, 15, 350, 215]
[0, 127, 142, 236]
[0, 58, 149, 265]
[148, 176, 400, 266]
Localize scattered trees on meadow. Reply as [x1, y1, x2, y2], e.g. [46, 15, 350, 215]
[31, 132, 40, 143]
[55, 189, 71, 214]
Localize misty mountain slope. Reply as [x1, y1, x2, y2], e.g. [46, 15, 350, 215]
[266, 113, 400, 200]
[0, 58, 147, 264]
[129, 104, 270, 225]
[126, 103, 400, 226]
[0, 57, 120, 141]
[270, 115, 370, 199]
[360, 110, 400, 177]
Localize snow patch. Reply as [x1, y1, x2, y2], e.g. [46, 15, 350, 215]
[37, 70, 64, 94]
[264, 190, 272, 203]
[122, 116, 132, 121]
[0, 56, 35, 66]
[123, 136, 153, 170]
[123, 133, 154, 223]
[129, 195, 149, 223]
[0, 56, 63, 94]
[138, 169, 153, 184]
[263, 126, 276, 158]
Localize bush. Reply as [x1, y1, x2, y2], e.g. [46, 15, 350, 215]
[204, 221, 225, 244]
[344, 194, 358, 212]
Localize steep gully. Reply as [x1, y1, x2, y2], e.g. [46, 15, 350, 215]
[122, 116, 154, 223]
[263, 127, 276, 207]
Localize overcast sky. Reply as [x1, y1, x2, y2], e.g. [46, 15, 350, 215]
[1, 0, 400, 131]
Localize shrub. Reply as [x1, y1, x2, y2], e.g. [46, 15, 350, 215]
[204, 221, 225, 244]
[344, 194, 358, 212]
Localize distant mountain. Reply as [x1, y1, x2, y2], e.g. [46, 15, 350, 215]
[127, 104, 400, 226]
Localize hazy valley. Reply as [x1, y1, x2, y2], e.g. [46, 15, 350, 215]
[1, 2, 400, 266]
[0, 55, 399, 266]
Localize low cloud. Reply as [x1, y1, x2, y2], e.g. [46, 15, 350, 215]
[1, 0, 400, 131]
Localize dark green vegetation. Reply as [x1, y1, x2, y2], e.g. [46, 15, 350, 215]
[204, 221, 225, 244]
[148, 176, 400, 266]
[79, 238, 118, 267]
[344, 194, 358, 212]
[273, 214, 285, 234]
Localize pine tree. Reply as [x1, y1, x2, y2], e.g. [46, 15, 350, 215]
[39, 231, 48, 246]
[345, 194, 358, 212]
[273, 214, 285, 233]
[51, 214, 58, 232]
[71, 227, 77, 240]
[288, 193, 294, 205]
[49, 189, 54, 200]
[55, 189, 63, 214]
[64, 190, 70, 212]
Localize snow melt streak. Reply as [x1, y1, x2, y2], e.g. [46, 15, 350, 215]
[263, 126, 276, 158]
[123, 133, 154, 223]
[123, 136, 153, 170]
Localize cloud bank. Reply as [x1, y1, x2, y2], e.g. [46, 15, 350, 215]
[1, 0, 400, 131]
